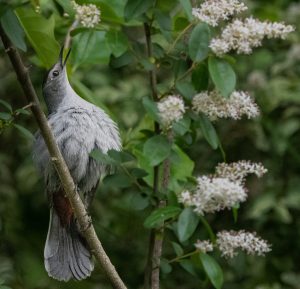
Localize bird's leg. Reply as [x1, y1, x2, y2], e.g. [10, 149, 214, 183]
[76, 214, 92, 234]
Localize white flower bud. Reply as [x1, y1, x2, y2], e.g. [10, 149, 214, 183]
[157, 95, 185, 129]
[192, 0, 247, 27]
[192, 90, 259, 121]
[72, 1, 101, 28]
[216, 230, 271, 258]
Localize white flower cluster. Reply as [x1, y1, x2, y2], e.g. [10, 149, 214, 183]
[157, 95, 185, 129]
[216, 161, 267, 184]
[192, 90, 259, 121]
[194, 230, 271, 258]
[194, 240, 214, 253]
[192, 0, 247, 27]
[210, 17, 294, 56]
[216, 230, 271, 258]
[179, 176, 247, 215]
[72, 1, 101, 28]
[179, 160, 267, 215]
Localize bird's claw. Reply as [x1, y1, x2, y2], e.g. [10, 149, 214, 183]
[79, 214, 92, 233]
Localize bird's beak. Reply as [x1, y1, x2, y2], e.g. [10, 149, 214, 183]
[59, 45, 72, 68]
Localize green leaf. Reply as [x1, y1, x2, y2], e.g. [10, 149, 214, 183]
[179, 0, 193, 21]
[55, 0, 75, 16]
[179, 259, 198, 277]
[177, 207, 199, 242]
[143, 135, 171, 166]
[110, 51, 135, 68]
[105, 30, 129, 57]
[15, 108, 30, 115]
[144, 206, 181, 228]
[124, 0, 154, 21]
[192, 63, 209, 92]
[103, 173, 132, 188]
[155, 9, 171, 31]
[188, 23, 210, 62]
[160, 258, 172, 274]
[170, 145, 194, 181]
[176, 81, 196, 101]
[142, 97, 160, 122]
[95, 1, 124, 24]
[15, 7, 60, 68]
[198, 114, 219, 150]
[13, 124, 34, 140]
[130, 168, 148, 178]
[107, 150, 135, 163]
[72, 31, 111, 68]
[199, 253, 224, 289]
[208, 56, 236, 98]
[155, 9, 172, 40]
[0, 100, 12, 112]
[172, 241, 184, 256]
[173, 116, 191, 136]
[1, 9, 27, 52]
[90, 149, 118, 165]
[0, 112, 11, 120]
[130, 193, 149, 210]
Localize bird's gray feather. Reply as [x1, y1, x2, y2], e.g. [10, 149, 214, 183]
[33, 65, 121, 281]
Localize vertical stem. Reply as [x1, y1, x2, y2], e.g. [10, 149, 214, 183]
[150, 153, 171, 289]
[143, 21, 158, 289]
[143, 22, 166, 289]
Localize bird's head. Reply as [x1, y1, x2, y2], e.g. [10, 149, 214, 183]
[42, 46, 72, 112]
[42, 46, 71, 90]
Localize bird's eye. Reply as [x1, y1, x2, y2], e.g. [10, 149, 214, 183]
[52, 70, 59, 77]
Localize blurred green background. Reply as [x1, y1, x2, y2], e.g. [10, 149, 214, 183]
[1, 0, 300, 288]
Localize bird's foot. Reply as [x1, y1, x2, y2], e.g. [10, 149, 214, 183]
[79, 214, 92, 233]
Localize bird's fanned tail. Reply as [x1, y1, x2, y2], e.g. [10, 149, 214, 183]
[44, 209, 94, 281]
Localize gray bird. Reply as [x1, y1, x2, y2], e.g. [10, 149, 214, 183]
[33, 47, 121, 281]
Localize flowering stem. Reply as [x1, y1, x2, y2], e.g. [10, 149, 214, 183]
[199, 215, 216, 242]
[168, 250, 199, 264]
[64, 20, 79, 50]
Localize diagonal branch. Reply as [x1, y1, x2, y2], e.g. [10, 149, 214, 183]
[0, 25, 127, 289]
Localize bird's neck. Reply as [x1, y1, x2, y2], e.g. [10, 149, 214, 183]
[43, 77, 76, 114]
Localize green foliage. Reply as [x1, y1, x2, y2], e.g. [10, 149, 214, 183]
[0, 9, 26, 52]
[144, 206, 181, 228]
[208, 56, 236, 98]
[199, 253, 224, 289]
[0, 0, 299, 288]
[177, 207, 199, 242]
[198, 114, 219, 150]
[143, 135, 171, 166]
[124, 0, 155, 21]
[15, 7, 60, 68]
[188, 23, 210, 62]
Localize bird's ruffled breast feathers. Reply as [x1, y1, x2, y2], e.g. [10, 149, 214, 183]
[33, 105, 121, 177]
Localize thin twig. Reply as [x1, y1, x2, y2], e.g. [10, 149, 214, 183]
[166, 23, 193, 55]
[0, 25, 127, 289]
[64, 20, 79, 49]
[168, 250, 198, 264]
